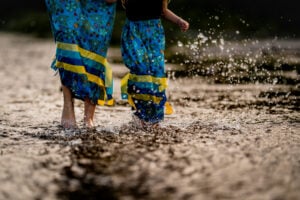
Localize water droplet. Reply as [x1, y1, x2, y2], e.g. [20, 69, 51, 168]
[177, 41, 183, 47]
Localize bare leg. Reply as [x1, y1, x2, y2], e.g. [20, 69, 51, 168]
[61, 85, 77, 129]
[84, 98, 96, 128]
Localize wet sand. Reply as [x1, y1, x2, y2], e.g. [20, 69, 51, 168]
[0, 33, 299, 200]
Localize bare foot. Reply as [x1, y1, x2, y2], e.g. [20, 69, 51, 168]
[84, 98, 96, 129]
[131, 114, 160, 131]
[61, 85, 76, 129]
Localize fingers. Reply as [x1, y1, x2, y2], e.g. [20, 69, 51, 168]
[178, 19, 189, 32]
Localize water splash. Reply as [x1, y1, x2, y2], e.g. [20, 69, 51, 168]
[168, 21, 299, 86]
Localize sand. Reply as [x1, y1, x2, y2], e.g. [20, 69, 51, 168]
[0, 32, 299, 200]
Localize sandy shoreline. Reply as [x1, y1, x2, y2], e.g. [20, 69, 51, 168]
[0, 32, 299, 200]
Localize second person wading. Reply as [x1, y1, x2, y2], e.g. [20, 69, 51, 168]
[120, 0, 189, 129]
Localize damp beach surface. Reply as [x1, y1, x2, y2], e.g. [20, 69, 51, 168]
[0, 33, 299, 200]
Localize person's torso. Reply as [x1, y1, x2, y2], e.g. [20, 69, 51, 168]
[125, 0, 163, 21]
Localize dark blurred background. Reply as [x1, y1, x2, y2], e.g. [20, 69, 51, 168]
[0, 0, 299, 45]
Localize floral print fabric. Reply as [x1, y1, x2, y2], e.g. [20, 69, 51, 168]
[121, 19, 167, 123]
[45, 0, 116, 105]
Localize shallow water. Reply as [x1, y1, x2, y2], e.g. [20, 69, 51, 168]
[0, 33, 299, 200]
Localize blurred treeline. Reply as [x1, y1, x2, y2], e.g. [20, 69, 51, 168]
[0, 0, 299, 45]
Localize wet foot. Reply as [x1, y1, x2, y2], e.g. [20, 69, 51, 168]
[61, 85, 76, 129]
[61, 119, 77, 129]
[131, 114, 160, 131]
[84, 98, 96, 129]
[61, 101, 76, 129]
[83, 118, 95, 129]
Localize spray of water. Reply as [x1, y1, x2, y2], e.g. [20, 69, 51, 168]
[168, 22, 299, 86]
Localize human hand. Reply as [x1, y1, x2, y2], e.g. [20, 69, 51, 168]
[177, 18, 189, 32]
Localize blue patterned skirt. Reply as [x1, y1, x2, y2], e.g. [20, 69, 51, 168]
[121, 19, 168, 123]
[45, 0, 116, 105]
